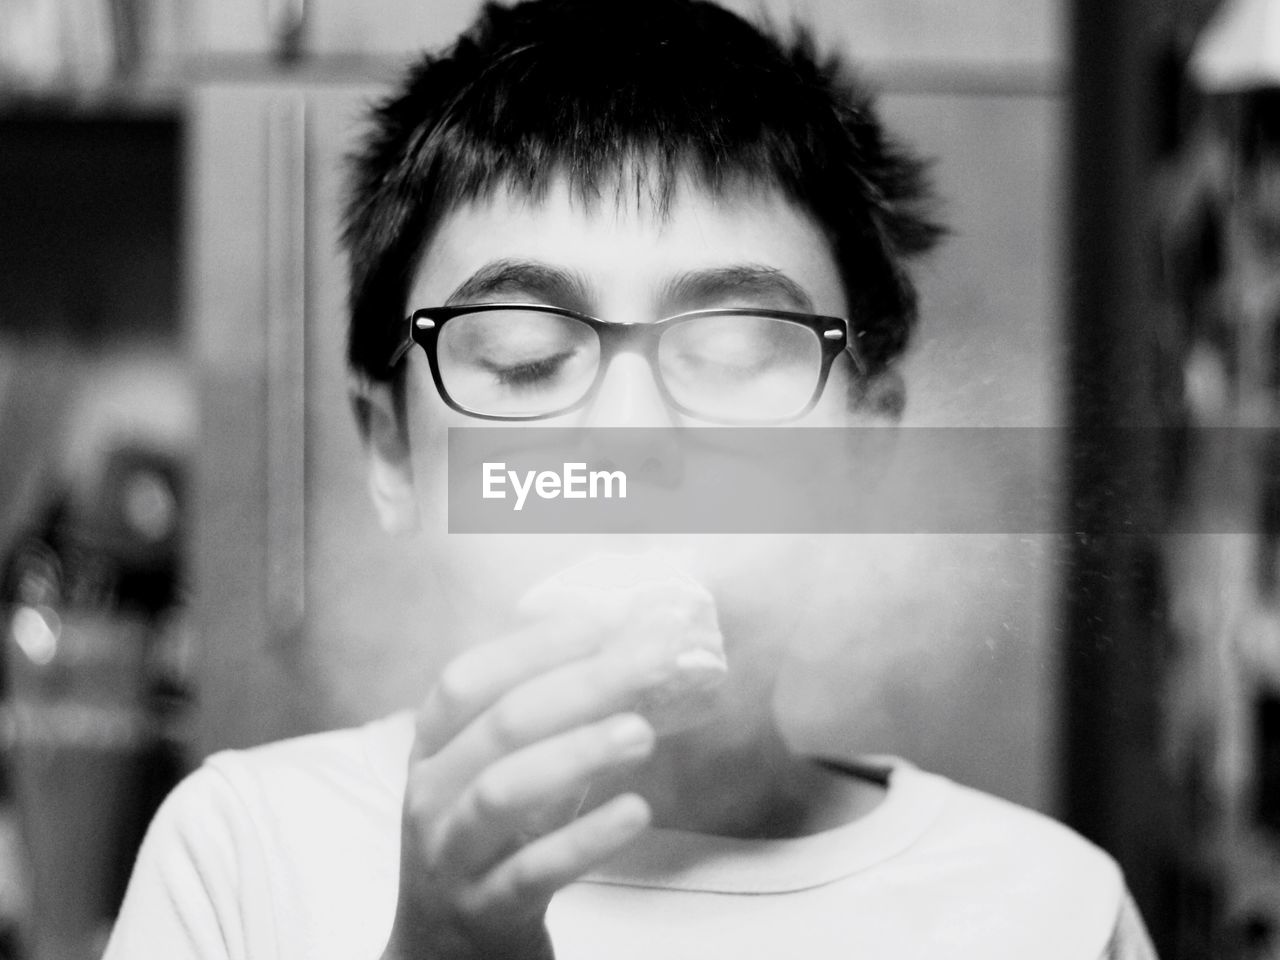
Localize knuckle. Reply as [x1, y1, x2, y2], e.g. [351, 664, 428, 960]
[402, 771, 437, 818]
[487, 702, 529, 750]
[433, 661, 476, 717]
[501, 857, 547, 905]
[399, 810, 446, 873]
[469, 773, 515, 821]
[417, 820, 451, 868]
[449, 884, 491, 926]
[402, 786, 430, 824]
[401, 781, 445, 832]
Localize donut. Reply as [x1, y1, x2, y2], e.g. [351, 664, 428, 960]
[517, 551, 728, 734]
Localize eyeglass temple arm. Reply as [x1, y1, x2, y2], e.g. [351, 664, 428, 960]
[388, 334, 414, 369]
[844, 324, 869, 377]
[387, 311, 428, 369]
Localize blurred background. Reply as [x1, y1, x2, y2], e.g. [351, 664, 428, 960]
[0, 0, 1277, 957]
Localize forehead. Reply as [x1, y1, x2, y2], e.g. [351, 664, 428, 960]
[409, 177, 846, 315]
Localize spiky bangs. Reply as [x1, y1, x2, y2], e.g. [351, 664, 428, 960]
[342, 0, 944, 381]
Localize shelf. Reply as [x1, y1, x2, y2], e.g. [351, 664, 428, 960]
[0, 75, 182, 121]
[0, 54, 407, 122]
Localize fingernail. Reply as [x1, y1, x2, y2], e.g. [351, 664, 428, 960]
[607, 714, 654, 756]
[674, 648, 727, 675]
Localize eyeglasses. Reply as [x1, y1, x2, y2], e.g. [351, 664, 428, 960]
[388, 303, 863, 424]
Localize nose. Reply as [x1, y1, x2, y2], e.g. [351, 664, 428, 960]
[582, 352, 676, 428]
[578, 352, 685, 490]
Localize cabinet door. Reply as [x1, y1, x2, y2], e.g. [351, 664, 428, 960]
[189, 80, 439, 755]
[190, 81, 306, 754]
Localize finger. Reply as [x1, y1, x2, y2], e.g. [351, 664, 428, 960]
[423, 634, 685, 792]
[439, 713, 655, 875]
[461, 793, 651, 917]
[413, 618, 603, 760]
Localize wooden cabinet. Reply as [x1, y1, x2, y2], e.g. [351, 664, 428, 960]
[187, 77, 449, 756]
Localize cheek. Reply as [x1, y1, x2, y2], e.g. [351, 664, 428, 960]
[677, 535, 830, 647]
[407, 353, 499, 519]
[805, 353, 859, 425]
[406, 375, 450, 521]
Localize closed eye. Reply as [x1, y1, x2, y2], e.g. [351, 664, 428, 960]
[480, 350, 578, 387]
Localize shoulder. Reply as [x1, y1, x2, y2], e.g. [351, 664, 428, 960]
[104, 713, 413, 960]
[199, 710, 415, 813]
[138, 710, 413, 870]
[916, 767, 1123, 884]
[885, 763, 1136, 958]
[185, 711, 414, 880]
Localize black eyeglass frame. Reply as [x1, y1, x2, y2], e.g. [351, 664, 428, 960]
[388, 302, 865, 423]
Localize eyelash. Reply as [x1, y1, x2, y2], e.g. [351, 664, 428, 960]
[491, 352, 573, 387]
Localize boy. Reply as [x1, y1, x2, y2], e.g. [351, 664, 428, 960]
[105, 1, 1158, 957]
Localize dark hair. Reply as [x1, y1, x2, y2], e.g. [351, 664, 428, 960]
[342, 0, 943, 383]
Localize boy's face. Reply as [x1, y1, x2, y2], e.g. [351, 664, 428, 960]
[366, 176, 892, 730]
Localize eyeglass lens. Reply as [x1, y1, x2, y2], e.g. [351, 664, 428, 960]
[435, 308, 822, 420]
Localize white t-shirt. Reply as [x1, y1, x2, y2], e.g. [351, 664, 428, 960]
[103, 712, 1157, 960]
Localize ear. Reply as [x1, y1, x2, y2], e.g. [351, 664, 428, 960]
[854, 367, 906, 421]
[350, 378, 419, 534]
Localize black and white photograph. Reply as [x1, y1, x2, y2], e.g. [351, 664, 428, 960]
[0, 0, 1277, 957]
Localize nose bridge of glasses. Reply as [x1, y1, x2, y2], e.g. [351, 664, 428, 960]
[590, 316, 664, 358]
[584, 347, 676, 428]
[585, 319, 669, 403]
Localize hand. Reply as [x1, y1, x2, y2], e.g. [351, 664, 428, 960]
[381, 619, 695, 960]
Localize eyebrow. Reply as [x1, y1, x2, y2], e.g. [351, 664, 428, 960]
[444, 259, 816, 315]
[660, 265, 815, 313]
[445, 259, 594, 311]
